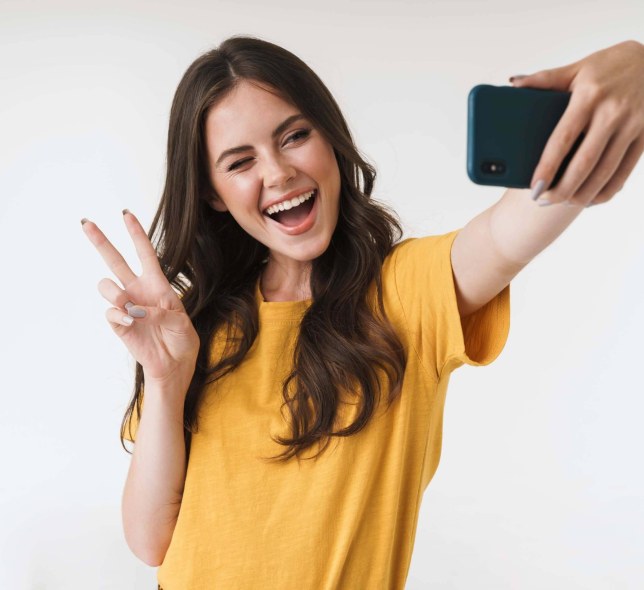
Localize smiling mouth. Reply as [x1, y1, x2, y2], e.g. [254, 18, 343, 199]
[263, 189, 317, 227]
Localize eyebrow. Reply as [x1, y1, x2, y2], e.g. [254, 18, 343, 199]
[214, 114, 307, 168]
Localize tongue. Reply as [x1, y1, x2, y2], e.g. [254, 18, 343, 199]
[273, 197, 315, 227]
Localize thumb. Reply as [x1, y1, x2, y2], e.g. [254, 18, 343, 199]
[509, 60, 581, 91]
[126, 304, 192, 333]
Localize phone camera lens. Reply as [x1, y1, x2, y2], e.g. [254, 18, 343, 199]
[481, 160, 506, 175]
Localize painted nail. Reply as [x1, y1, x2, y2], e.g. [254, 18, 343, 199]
[509, 75, 527, 83]
[124, 301, 134, 310]
[122, 208, 131, 216]
[128, 306, 146, 318]
[530, 179, 547, 201]
[80, 218, 89, 225]
[121, 315, 134, 326]
[536, 199, 553, 207]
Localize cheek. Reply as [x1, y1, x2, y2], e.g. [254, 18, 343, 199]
[304, 141, 339, 181]
[215, 175, 262, 208]
[321, 147, 341, 190]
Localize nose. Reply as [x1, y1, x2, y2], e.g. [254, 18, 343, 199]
[261, 152, 296, 189]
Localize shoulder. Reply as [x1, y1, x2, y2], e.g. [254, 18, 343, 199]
[385, 231, 460, 276]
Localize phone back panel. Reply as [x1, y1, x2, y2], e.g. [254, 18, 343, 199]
[467, 85, 583, 189]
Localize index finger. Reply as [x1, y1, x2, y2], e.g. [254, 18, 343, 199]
[530, 91, 592, 198]
[121, 209, 164, 277]
[81, 218, 138, 286]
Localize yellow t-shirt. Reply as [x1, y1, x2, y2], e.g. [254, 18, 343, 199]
[130, 229, 511, 589]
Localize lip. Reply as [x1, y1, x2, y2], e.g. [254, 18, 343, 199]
[262, 187, 317, 214]
[264, 190, 319, 236]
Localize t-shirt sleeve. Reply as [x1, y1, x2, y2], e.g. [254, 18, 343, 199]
[392, 228, 511, 381]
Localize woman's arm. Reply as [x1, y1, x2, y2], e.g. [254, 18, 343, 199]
[122, 375, 190, 567]
[81, 211, 200, 566]
[450, 40, 644, 320]
[511, 40, 644, 207]
[450, 191, 582, 319]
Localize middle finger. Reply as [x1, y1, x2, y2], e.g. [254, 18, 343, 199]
[81, 219, 138, 286]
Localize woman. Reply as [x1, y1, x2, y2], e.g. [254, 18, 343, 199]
[81, 36, 644, 589]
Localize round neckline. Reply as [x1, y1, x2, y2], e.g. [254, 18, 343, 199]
[255, 276, 312, 321]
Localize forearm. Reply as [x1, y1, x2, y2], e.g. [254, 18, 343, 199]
[489, 188, 585, 266]
[122, 378, 189, 566]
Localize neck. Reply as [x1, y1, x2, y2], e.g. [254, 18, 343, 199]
[260, 256, 312, 302]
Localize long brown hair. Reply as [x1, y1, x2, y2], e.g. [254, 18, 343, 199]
[122, 35, 407, 463]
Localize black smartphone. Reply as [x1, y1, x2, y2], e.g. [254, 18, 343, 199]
[467, 84, 585, 189]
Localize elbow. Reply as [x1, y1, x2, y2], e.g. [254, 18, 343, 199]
[128, 539, 168, 567]
[124, 528, 170, 567]
[140, 553, 165, 568]
[122, 499, 180, 567]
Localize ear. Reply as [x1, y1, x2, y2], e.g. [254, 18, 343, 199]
[209, 199, 228, 212]
[207, 191, 228, 213]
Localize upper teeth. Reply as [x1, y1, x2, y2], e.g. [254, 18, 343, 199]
[265, 190, 315, 216]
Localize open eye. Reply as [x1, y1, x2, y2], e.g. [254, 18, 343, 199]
[285, 129, 311, 144]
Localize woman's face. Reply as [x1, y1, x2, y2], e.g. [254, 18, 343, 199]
[205, 80, 341, 266]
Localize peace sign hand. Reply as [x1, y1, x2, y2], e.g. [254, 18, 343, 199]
[82, 210, 200, 390]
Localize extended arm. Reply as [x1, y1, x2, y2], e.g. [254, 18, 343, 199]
[451, 190, 583, 318]
[452, 40, 644, 319]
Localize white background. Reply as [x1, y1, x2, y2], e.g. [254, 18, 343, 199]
[1, 0, 643, 588]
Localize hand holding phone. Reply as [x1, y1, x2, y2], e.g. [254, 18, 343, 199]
[467, 85, 584, 189]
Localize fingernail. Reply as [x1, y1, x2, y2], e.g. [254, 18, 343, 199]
[121, 315, 134, 326]
[530, 179, 547, 201]
[124, 301, 134, 310]
[80, 218, 89, 226]
[537, 199, 553, 207]
[127, 306, 146, 318]
[509, 75, 527, 83]
[122, 209, 131, 216]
